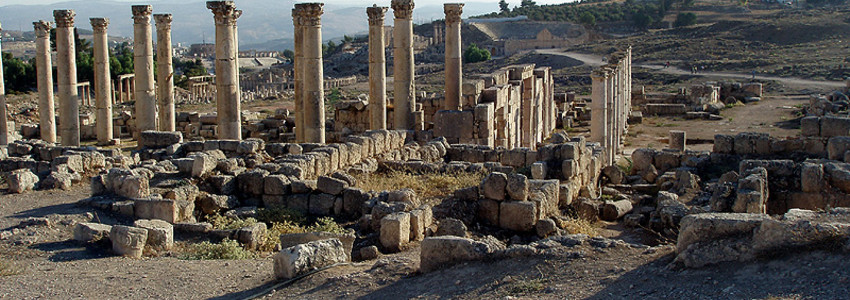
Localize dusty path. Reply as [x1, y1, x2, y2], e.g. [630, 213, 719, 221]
[535, 49, 846, 89]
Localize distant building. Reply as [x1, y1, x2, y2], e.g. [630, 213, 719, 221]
[468, 20, 590, 56]
[188, 43, 215, 57]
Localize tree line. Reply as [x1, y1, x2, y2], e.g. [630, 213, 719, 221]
[485, 0, 693, 30]
[3, 28, 207, 94]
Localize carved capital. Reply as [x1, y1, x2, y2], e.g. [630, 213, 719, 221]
[291, 8, 301, 27]
[294, 3, 323, 27]
[53, 10, 76, 28]
[207, 1, 241, 26]
[444, 3, 463, 24]
[154, 14, 173, 30]
[90, 18, 109, 33]
[131, 5, 152, 24]
[33, 20, 53, 37]
[391, 0, 414, 20]
[367, 5, 389, 27]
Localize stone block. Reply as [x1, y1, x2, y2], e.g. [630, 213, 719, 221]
[237, 223, 267, 250]
[73, 222, 112, 242]
[820, 115, 850, 137]
[601, 200, 634, 221]
[273, 239, 348, 279]
[828, 137, 850, 161]
[237, 169, 269, 196]
[436, 218, 467, 237]
[110, 225, 148, 258]
[309, 193, 337, 216]
[530, 162, 546, 180]
[677, 213, 771, 254]
[317, 176, 349, 195]
[279, 231, 356, 261]
[197, 194, 239, 215]
[380, 212, 410, 252]
[7, 169, 38, 194]
[480, 172, 508, 200]
[409, 209, 427, 242]
[134, 198, 179, 223]
[801, 116, 820, 137]
[801, 162, 825, 193]
[506, 173, 529, 201]
[291, 180, 317, 194]
[139, 131, 183, 149]
[499, 201, 537, 232]
[713, 135, 734, 154]
[420, 236, 503, 272]
[264, 175, 291, 195]
[133, 219, 174, 251]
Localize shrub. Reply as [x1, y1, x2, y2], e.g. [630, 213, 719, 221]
[674, 12, 697, 27]
[207, 215, 258, 230]
[578, 11, 596, 27]
[256, 207, 306, 224]
[307, 217, 347, 234]
[181, 239, 255, 260]
[463, 43, 491, 63]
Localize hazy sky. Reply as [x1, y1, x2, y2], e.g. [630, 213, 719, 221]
[3, 0, 574, 7]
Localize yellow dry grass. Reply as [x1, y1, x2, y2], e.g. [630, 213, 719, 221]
[355, 170, 486, 200]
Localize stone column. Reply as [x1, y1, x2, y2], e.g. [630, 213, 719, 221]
[34, 21, 57, 143]
[208, 1, 242, 140]
[367, 5, 388, 130]
[590, 70, 607, 150]
[291, 8, 304, 142]
[91, 18, 115, 145]
[155, 14, 175, 132]
[54, 10, 80, 146]
[391, 0, 415, 130]
[133, 5, 157, 135]
[0, 22, 5, 145]
[295, 3, 325, 143]
[443, 3, 463, 111]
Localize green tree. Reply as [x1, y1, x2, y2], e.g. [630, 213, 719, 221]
[632, 12, 654, 30]
[282, 49, 295, 61]
[674, 12, 697, 27]
[521, 0, 537, 7]
[578, 11, 597, 27]
[463, 43, 491, 63]
[499, 0, 510, 13]
[2, 52, 37, 93]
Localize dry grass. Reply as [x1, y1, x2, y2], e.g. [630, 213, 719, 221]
[558, 217, 600, 237]
[0, 260, 23, 276]
[354, 170, 486, 200]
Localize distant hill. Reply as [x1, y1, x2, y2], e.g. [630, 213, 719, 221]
[0, 0, 500, 51]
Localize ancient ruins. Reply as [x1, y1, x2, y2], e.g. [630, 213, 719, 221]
[2, 0, 850, 297]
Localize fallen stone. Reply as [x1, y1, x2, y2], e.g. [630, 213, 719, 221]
[110, 225, 148, 258]
[420, 236, 503, 272]
[273, 238, 348, 279]
[133, 219, 174, 251]
[73, 223, 112, 242]
[6, 169, 39, 194]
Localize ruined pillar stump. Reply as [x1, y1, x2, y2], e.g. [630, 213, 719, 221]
[208, 1, 242, 140]
[367, 5, 388, 130]
[669, 130, 686, 152]
[54, 10, 80, 146]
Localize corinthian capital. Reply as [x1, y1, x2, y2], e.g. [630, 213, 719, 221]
[132, 5, 152, 24]
[207, 1, 241, 26]
[444, 3, 463, 24]
[90, 18, 109, 33]
[33, 20, 53, 37]
[294, 3, 323, 27]
[391, 0, 414, 20]
[53, 10, 76, 28]
[154, 14, 173, 30]
[367, 5, 388, 27]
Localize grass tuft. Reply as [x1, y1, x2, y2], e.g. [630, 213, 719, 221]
[355, 171, 486, 201]
[506, 278, 545, 295]
[179, 239, 256, 260]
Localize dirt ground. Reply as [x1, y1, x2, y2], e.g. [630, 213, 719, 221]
[2, 186, 850, 299]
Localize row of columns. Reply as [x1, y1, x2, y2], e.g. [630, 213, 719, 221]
[590, 47, 632, 166]
[24, 5, 179, 147]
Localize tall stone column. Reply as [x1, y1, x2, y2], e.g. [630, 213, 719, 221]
[0, 22, 6, 145]
[443, 3, 463, 111]
[291, 8, 304, 142]
[54, 10, 80, 146]
[33, 21, 57, 143]
[208, 1, 242, 140]
[590, 70, 607, 150]
[391, 0, 415, 130]
[155, 14, 175, 132]
[132, 5, 157, 135]
[91, 18, 115, 145]
[367, 5, 388, 130]
[296, 3, 325, 143]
